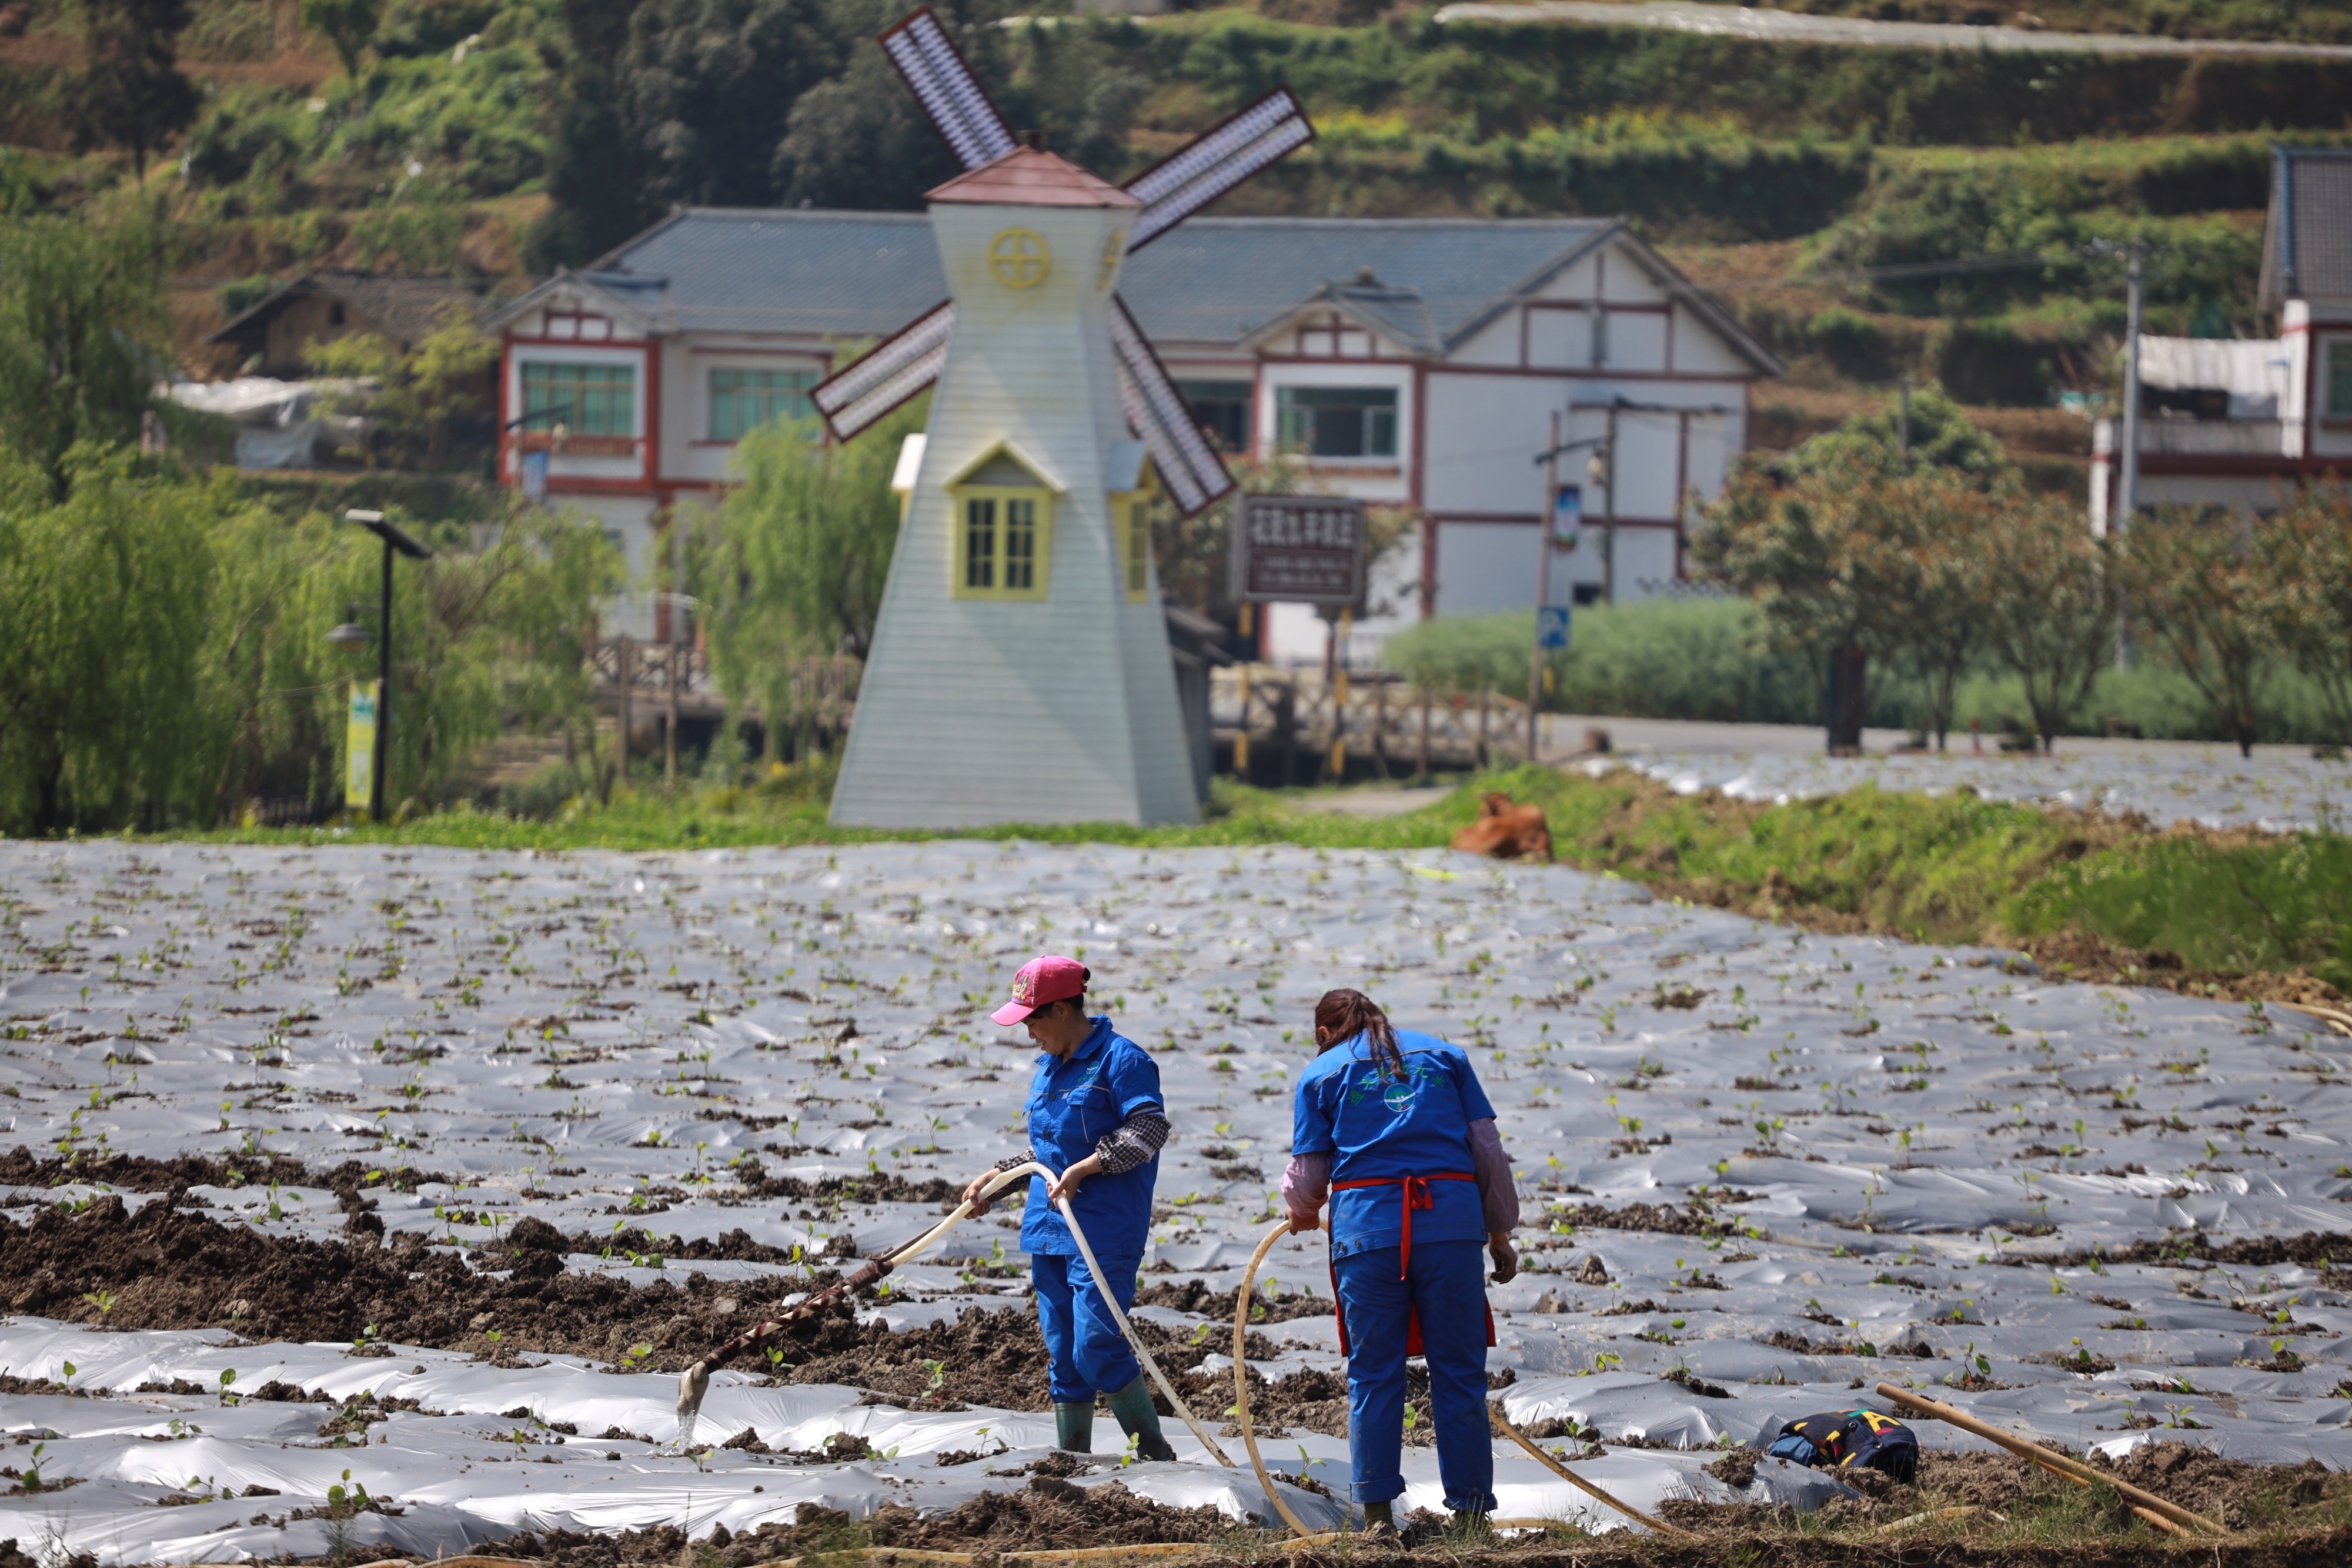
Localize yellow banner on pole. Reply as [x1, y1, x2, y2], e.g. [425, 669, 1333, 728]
[345, 680, 379, 814]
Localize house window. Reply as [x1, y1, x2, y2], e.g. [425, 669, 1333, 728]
[709, 367, 817, 441]
[1176, 379, 1252, 453]
[521, 361, 635, 437]
[1276, 385, 1397, 459]
[2328, 339, 2352, 420]
[954, 489, 1052, 600]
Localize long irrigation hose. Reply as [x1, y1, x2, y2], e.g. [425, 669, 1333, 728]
[1231, 1219, 1695, 1541]
[676, 1161, 1234, 1469]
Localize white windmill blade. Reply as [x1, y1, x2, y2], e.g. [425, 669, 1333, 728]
[879, 7, 1017, 173]
[812, 301, 957, 442]
[1122, 89, 1315, 253]
[1108, 297, 1234, 519]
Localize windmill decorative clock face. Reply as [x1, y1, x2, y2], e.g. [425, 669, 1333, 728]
[820, 8, 1315, 831]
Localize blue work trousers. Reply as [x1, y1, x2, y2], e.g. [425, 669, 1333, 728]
[1032, 1251, 1142, 1405]
[1334, 1239, 1496, 1512]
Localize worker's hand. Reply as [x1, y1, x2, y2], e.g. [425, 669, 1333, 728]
[1047, 1154, 1103, 1205]
[1288, 1207, 1325, 1235]
[1488, 1231, 1518, 1285]
[961, 1168, 1004, 1217]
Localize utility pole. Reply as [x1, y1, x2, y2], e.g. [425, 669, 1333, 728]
[1600, 400, 1619, 606]
[666, 519, 683, 785]
[1527, 410, 1559, 761]
[2119, 244, 2144, 536]
[2117, 242, 2144, 669]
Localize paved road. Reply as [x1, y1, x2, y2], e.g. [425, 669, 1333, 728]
[1433, 1, 2352, 61]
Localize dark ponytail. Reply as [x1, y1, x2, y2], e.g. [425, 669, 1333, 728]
[1315, 988, 1406, 1080]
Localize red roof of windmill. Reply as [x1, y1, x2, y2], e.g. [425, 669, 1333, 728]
[926, 146, 1139, 209]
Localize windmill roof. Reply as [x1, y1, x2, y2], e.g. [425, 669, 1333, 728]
[486, 208, 1776, 371]
[927, 146, 1139, 209]
[2261, 143, 2352, 309]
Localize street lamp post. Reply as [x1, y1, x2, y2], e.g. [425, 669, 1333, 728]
[333, 510, 432, 823]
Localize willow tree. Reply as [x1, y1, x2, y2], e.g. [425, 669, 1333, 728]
[704, 402, 923, 757]
[0, 216, 171, 497]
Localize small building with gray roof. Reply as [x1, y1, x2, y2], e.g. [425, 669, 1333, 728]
[486, 208, 1780, 654]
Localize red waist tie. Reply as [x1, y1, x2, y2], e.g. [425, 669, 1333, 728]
[1330, 1171, 1475, 1278]
[1326, 1172, 1488, 1359]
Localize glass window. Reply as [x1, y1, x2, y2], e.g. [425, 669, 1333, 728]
[1275, 385, 1398, 459]
[2328, 340, 2352, 420]
[1176, 379, 1252, 453]
[1003, 497, 1038, 591]
[521, 361, 634, 437]
[709, 367, 817, 441]
[954, 485, 1053, 600]
[964, 497, 997, 591]
[1124, 497, 1152, 600]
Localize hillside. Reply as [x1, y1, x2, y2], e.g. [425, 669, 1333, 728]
[3, 0, 2339, 482]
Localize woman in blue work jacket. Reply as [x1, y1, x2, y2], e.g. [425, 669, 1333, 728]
[960, 953, 1175, 1460]
[1283, 988, 1519, 1534]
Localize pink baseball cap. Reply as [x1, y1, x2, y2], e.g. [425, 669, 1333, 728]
[993, 954, 1090, 1027]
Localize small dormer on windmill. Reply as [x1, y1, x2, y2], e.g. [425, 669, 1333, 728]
[823, 8, 1314, 829]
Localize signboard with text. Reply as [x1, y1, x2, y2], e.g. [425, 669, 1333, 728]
[1231, 495, 1367, 606]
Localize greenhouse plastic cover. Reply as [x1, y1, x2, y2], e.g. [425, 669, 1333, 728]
[2, 831, 2350, 1562]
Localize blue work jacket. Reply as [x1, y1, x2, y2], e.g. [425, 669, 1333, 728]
[1019, 1017, 1162, 1258]
[1292, 1028, 1496, 1261]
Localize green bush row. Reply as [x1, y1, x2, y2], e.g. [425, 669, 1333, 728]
[1379, 598, 2352, 746]
[1123, 12, 2352, 143]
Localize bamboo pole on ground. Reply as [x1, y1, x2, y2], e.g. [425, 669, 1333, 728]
[1873, 1383, 2226, 1537]
[1487, 1404, 1697, 1538]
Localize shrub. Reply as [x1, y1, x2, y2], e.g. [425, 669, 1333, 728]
[1378, 597, 1842, 726]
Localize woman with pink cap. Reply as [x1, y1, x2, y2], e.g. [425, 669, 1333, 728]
[960, 953, 1175, 1462]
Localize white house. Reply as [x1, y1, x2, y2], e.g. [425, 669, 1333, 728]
[485, 209, 1782, 658]
[2092, 143, 2352, 528]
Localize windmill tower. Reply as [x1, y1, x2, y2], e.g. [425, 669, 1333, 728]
[820, 9, 1312, 829]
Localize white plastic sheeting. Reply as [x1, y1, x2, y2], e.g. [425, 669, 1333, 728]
[1609, 746, 2352, 834]
[2, 838, 2350, 1563]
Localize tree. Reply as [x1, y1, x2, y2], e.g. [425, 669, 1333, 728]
[1693, 461, 1920, 749]
[526, 0, 654, 269]
[2254, 484, 2352, 750]
[1873, 471, 1993, 751]
[72, 0, 199, 179]
[2116, 508, 2274, 757]
[305, 305, 499, 469]
[300, 0, 380, 80]
[0, 447, 219, 832]
[703, 400, 924, 751]
[1776, 380, 2012, 487]
[1700, 383, 2013, 750]
[1980, 496, 2114, 754]
[0, 216, 171, 499]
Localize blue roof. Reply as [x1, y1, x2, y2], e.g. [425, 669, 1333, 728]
[2264, 144, 2352, 307]
[509, 206, 1774, 369]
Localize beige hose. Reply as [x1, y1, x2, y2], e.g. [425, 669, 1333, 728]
[1234, 1221, 1321, 1538]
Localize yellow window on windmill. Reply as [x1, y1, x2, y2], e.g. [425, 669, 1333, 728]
[950, 447, 1055, 601]
[1117, 494, 1152, 601]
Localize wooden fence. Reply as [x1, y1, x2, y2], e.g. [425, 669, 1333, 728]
[1212, 666, 1543, 780]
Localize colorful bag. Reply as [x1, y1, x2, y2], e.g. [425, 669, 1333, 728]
[1765, 1408, 1919, 1484]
